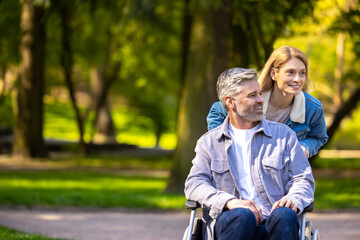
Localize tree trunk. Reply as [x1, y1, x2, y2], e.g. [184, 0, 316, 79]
[231, 24, 250, 68]
[87, 26, 120, 144]
[326, 87, 360, 142]
[90, 67, 117, 144]
[165, 0, 231, 193]
[59, 3, 86, 154]
[13, 0, 47, 158]
[334, 32, 345, 107]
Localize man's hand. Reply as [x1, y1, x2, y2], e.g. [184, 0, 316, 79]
[226, 199, 263, 225]
[271, 198, 298, 213]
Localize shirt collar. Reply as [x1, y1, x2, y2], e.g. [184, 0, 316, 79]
[216, 116, 272, 140]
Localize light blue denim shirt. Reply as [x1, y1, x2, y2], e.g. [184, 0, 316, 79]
[185, 117, 315, 240]
[206, 91, 328, 158]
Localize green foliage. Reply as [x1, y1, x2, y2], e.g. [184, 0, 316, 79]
[274, 0, 360, 148]
[0, 95, 13, 127]
[0, 225, 67, 240]
[230, 0, 316, 67]
[113, 1, 182, 136]
[44, 0, 181, 141]
[327, 106, 360, 149]
[0, 0, 21, 67]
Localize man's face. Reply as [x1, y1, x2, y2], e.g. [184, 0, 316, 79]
[232, 80, 264, 122]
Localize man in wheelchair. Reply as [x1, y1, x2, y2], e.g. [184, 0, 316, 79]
[184, 68, 315, 240]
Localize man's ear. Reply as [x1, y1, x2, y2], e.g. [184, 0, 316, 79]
[224, 96, 234, 110]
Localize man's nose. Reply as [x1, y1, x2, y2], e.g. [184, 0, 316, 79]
[256, 95, 264, 103]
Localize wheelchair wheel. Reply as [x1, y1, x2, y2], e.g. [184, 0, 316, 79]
[182, 226, 190, 240]
[305, 221, 313, 240]
[312, 229, 320, 240]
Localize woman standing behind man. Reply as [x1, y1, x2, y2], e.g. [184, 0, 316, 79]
[207, 46, 328, 158]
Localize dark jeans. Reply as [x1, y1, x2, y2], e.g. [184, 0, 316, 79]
[215, 207, 299, 240]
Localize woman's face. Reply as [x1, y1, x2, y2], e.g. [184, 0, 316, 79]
[272, 57, 306, 96]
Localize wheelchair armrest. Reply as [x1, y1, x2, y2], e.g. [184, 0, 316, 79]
[303, 202, 314, 213]
[185, 200, 201, 210]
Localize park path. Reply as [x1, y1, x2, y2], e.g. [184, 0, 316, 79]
[0, 208, 359, 240]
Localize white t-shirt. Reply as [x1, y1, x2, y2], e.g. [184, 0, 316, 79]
[228, 123, 268, 218]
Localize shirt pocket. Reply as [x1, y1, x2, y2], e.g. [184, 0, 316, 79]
[262, 156, 288, 197]
[210, 159, 235, 195]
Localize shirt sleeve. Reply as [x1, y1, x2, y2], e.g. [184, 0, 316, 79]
[284, 131, 315, 214]
[206, 101, 228, 131]
[299, 105, 328, 158]
[184, 140, 236, 219]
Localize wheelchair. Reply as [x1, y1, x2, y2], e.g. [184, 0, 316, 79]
[183, 200, 320, 240]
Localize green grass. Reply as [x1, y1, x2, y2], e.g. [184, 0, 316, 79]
[0, 167, 358, 210]
[0, 170, 185, 209]
[0, 157, 359, 211]
[312, 157, 360, 170]
[49, 154, 173, 170]
[315, 178, 360, 210]
[0, 225, 67, 240]
[43, 99, 177, 149]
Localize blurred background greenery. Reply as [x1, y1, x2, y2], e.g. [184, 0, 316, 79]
[0, 0, 359, 219]
[0, 0, 360, 238]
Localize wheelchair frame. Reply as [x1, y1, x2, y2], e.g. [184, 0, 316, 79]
[183, 200, 320, 240]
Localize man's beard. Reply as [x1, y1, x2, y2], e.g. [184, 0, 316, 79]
[236, 105, 264, 122]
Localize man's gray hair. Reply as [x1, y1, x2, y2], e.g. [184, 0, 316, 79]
[217, 68, 258, 111]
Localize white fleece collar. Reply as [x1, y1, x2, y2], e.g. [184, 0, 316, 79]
[262, 90, 305, 124]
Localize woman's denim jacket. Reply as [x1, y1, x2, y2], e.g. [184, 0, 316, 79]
[206, 91, 328, 158]
[184, 117, 315, 240]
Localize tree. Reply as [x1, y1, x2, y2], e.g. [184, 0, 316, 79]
[56, 0, 87, 153]
[324, 0, 360, 145]
[13, 0, 48, 158]
[90, 66, 117, 143]
[85, 1, 130, 144]
[110, 0, 182, 147]
[166, 0, 231, 192]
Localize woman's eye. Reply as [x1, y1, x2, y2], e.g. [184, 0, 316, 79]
[300, 71, 306, 76]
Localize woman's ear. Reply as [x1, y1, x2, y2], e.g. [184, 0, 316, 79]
[224, 96, 234, 109]
[270, 68, 277, 81]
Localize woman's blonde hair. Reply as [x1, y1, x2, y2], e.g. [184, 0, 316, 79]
[258, 46, 310, 92]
